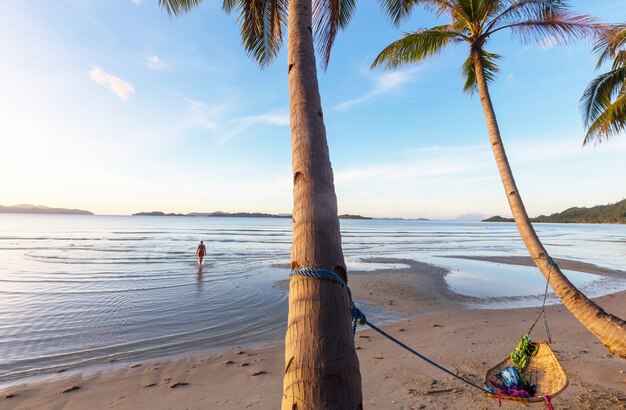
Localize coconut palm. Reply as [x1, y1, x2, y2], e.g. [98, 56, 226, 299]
[373, 0, 626, 358]
[581, 23, 626, 144]
[160, 0, 363, 407]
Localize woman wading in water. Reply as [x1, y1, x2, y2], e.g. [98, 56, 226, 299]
[196, 241, 206, 265]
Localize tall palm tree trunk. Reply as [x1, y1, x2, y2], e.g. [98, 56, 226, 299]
[472, 47, 626, 358]
[282, 0, 363, 407]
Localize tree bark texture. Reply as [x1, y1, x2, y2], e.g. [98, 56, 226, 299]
[282, 0, 364, 408]
[472, 47, 626, 358]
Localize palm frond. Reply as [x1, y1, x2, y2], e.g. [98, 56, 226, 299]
[225, 0, 288, 67]
[159, 0, 204, 17]
[583, 93, 626, 145]
[456, 0, 485, 23]
[371, 26, 463, 69]
[491, 11, 601, 46]
[485, 0, 568, 32]
[462, 49, 501, 94]
[378, 0, 419, 26]
[580, 66, 626, 127]
[593, 24, 626, 69]
[313, 0, 357, 68]
[380, 0, 471, 26]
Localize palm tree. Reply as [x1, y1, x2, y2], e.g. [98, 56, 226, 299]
[581, 23, 626, 144]
[160, 1, 363, 408]
[373, 0, 626, 358]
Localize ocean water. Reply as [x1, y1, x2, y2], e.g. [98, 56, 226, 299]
[0, 214, 625, 384]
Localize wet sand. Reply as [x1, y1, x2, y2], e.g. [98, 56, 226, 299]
[2, 257, 625, 409]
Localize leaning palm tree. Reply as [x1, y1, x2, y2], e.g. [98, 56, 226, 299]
[160, 0, 363, 407]
[373, 0, 626, 358]
[581, 23, 626, 144]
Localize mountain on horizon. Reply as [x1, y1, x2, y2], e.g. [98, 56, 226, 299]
[0, 204, 94, 215]
[483, 198, 626, 224]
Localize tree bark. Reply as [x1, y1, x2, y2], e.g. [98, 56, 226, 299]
[471, 47, 626, 358]
[282, 0, 363, 408]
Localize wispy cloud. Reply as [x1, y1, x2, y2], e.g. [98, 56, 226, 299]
[171, 99, 288, 144]
[89, 66, 135, 102]
[505, 72, 516, 86]
[176, 99, 226, 134]
[335, 68, 419, 111]
[335, 143, 491, 188]
[146, 55, 167, 71]
[220, 112, 289, 143]
[131, 0, 144, 5]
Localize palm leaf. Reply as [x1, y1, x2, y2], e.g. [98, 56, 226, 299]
[490, 11, 600, 45]
[580, 66, 626, 130]
[583, 93, 626, 145]
[462, 49, 501, 95]
[378, 0, 420, 26]
[485, 0, 569, 32]
[371, 26, 464, 69]
[593, 24, 626, 69]
[159, 0, 204, 16]
[314, 0, 357, 68]
[227, 0, 288, 67]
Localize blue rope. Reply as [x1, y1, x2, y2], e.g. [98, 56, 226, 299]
[290, 268, 346, 287]
[290, 268, 492, 395]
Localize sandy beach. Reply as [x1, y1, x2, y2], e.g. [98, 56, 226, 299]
[1, 257, 625, 409]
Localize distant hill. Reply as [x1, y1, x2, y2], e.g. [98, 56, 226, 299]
[338, 214, 372, 220]
[0, 204, 93, 215]
[133, 211, 373, 219]
[133, 211, 187, 217]
[134, 211, 291, 218]
[483, 199, 626, 224]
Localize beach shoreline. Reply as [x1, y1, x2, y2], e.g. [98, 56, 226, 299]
[2, 257, 625, 409]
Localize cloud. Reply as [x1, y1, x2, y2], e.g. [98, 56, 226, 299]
[171, 99, 288, 141]
[335, 143, 491, 189]
[89, 67, 135, 102]
[131, 0, 144, 5]
[146, 55, 167, 71]
[335, 68, 418, 111]
[506, 72, 516, 86]
[220, 112, 289, 143]
[177, 99, 225, 134]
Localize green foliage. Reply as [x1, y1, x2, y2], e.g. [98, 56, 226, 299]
[532, 198, 626, 223]
[160, 0, 357, 69]
[462, 50, 501, 94]
[484, 198, 626, 224]
[371, 26, 461, 69]
[581, 24, 626, 144]
[482, 215, 514, 222]
[374, 0, 600, 93]
[510, 335, 538, 374]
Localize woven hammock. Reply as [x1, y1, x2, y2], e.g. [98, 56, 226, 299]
[484, 341, 568, 403]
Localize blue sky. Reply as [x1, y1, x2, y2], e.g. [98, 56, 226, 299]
[1, 0, 625, 218]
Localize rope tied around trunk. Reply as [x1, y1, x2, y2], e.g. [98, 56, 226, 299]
[528, 256, 556, 342]
[290, 268, 495, 398]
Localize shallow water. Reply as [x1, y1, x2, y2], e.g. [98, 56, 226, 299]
[0, 214, 624, 383]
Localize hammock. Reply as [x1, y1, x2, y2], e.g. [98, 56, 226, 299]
[485, 257, 568, 406]
[485, 340, 568, 403]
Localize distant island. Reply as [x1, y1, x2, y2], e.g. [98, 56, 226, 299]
[0, 204, 93, 215]
[483, 198, 626, 224]
[133, 211, 374, 219]
[338, 214, 372, 220]
[133, 211, 291, 218]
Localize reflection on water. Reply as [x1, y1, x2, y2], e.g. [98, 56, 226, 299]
[438, 256, 626, 308]
[0, 214, 625, 383]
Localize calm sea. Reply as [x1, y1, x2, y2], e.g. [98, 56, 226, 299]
[1, 214, 625, 384]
